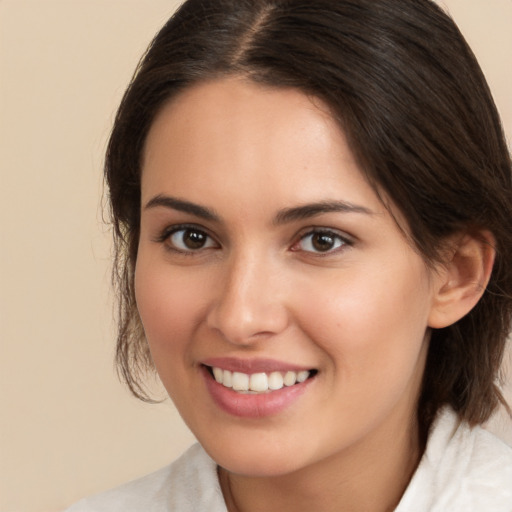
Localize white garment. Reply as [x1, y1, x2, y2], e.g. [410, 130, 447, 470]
[65, 443, 226, 512]
[65, 408, 512, 512]
[396, 409, 512, 512]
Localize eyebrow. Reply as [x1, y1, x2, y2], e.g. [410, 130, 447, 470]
[144, 195, 220, 222]
[273, 200, 374, 225]
[144, 194, 374, 224]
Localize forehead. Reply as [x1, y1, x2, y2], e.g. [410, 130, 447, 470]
[141, 78, 380, 209]
[143, 78, 340, 173]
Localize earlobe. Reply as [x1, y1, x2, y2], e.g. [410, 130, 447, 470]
[428, 231, 495, 329]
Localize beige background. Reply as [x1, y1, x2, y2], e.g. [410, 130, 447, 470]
[0, 1, 510, 511]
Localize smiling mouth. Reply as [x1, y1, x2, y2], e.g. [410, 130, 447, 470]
[204, 365, 318, 394]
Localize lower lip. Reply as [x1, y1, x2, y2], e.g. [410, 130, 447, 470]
[201, 366, 313, 418]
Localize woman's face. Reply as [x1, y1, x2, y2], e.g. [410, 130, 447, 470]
[135, 78, 441, 477]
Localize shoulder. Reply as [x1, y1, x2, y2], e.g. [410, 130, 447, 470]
[397, 407, 512, 512]
[64, 443, 227, 512]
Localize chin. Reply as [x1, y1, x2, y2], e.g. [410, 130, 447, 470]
[217, 452, 304, 478]
[198, 430, 318, 478]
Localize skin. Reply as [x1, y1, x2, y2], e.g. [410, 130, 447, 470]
[134, 78, 482, 512]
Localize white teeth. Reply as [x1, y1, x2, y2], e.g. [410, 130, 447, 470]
[210, 367, 311, 393]
[232, 372, 249, 391]
[268, 371, 284, 390]
[284, 371, 297, 386]
[222, 369, 232, 388]
[297, 370, 309, 383]
[213, 367, 223, 383]
[249, 373, 268, 392]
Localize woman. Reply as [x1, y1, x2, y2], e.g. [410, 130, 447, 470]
[67, 0, 512, 510]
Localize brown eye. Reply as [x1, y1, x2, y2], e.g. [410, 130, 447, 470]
[312, 233, 336, 251]
[296, 230, 347, 253]
[169, 228, 216, 251]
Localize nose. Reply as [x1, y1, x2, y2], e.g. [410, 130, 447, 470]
[206, 252, 289, 345]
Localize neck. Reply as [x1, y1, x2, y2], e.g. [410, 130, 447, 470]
[219, 409, 422, 512]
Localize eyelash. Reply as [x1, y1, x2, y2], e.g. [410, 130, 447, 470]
[291, 229, 352, 255]
[154, 224, 218, 255]
[154, 224, 353, 256]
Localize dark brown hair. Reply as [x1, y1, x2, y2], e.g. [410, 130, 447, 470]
[106, 0, 512, 429]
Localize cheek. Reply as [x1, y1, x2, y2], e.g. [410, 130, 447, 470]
[134, 258, 203, 360]
[296, 263, 431, 384]
[133, 258, 214, 409]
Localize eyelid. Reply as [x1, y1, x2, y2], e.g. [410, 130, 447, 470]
[291, 227, 354, 254]
[152, 223, 353, 255]
[153, 223, 220, 253]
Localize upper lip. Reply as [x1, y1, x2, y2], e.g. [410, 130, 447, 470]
[201, 357, 314, 374]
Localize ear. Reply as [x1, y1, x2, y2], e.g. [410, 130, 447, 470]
[428, 230, 495, 329]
